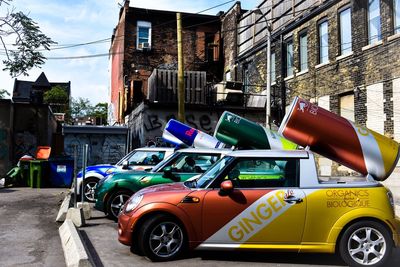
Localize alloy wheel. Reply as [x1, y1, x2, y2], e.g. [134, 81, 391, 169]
[110, 192, 131, 218]
[148, 221, 183, 258]
[347, 226, 386, 266]
[84, 181, 97, 202]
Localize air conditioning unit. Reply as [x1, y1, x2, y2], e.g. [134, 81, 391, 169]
[138, 42, 150, 50]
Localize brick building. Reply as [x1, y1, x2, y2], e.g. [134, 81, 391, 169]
[109, 0, 223, 125]
[223, 0, 400, 174]
[109, 1, 266, 148]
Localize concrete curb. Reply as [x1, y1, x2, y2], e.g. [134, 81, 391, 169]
[56, 192, 72, 222]
[59, 219, 92, 267]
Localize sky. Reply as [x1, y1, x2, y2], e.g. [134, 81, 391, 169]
[0, 0, 260, 104]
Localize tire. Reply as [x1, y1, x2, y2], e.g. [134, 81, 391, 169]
[106, 189, 133, 221]
[138, 214, 186, 262]
[339, 220, 393, 267]
[82, 177, 99, 202]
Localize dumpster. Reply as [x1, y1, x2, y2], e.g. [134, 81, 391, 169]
[30, 160, 47, 188]
[49, 156, 74, 187]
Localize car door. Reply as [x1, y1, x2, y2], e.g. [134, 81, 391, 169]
[200, 157, 307, 248]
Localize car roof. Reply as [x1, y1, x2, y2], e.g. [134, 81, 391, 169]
[134, 147, 175, 152]
[177, 148, 232, 154]
[226, 149, 310, 158]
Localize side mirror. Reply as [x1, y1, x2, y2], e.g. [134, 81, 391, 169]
[219, 180, 233, 195]
[163, 166, 180, 181]
[122, 160, 129, 170]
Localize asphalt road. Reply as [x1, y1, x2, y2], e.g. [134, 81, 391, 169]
[81, 209, 400, 267]
[0, 187, 66, 267]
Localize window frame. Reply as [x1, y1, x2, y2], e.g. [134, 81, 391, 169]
[285, 38, 294, 77]
[367, 0, 382, 44]
[338, 6, 352, 55]
[395, 0, 400, 34]
[270, 51, 276, 84]
[298, 30, 308, 72]
[318, 19, 329, 64]
[136, 20, 152, 50]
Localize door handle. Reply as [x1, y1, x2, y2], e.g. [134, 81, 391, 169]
[284, 196, 303, 204]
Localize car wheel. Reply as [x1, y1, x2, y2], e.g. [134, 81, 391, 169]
[83, 177, 99, 202]
[138, 214, 186, 262]
[106, 190, 132, 221]
[339, 220, 392, 267]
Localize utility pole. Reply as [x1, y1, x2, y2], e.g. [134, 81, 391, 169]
[254, 8, 271, 129]
[266, 23, 271, 129]
[177, 13, 185, 123]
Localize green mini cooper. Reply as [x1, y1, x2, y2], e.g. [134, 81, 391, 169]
[94, 148, 230, 220]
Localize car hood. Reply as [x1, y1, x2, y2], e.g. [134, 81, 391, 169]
[77, 164, 116, 177]
[139, 182, 188, 194]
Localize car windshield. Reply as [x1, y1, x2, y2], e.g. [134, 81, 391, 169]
[194, 156, 234, 188]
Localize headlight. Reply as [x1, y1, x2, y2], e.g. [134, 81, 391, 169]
[105, 168, 114, 175]
[125, 194, 143, 213]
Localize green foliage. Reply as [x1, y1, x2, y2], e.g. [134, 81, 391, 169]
[44, 85, 69, 113]
[69, 98, 108, 125]
[44, 85, 68, 104]
[0, 89, 10, 99]
[71, 97, 93, 118]
[1, 0, 56, 77]
[89, 103, 108, 125]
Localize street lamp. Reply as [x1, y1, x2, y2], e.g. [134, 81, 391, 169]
[254, 8, 272, 129]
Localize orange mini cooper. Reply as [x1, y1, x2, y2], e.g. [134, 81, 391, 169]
[118, 150, 400, 267]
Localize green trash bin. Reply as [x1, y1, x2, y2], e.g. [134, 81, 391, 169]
[20, 161, 31, 187]
[30, 160, 45, 188]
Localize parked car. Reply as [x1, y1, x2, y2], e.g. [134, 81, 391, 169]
[118, 150, 400, 267]
[95, 148, 231, 221]
[75, 147, 175, 201]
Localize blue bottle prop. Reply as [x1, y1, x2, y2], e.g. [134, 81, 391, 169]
[163, 119, 225, 148]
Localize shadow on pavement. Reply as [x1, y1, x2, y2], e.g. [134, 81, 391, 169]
[79, 229, 105, 267]
[193, 251, 347, 266]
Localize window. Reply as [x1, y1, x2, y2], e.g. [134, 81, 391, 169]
[395, 0, 400, 34]
[340, 94, 354, 122]
[225, 70, 231, 81]
[224, 158, 299, 188]
[339, 8, 352, 55]
[318, 21, 329, 64]
[368, 0, 381, 44]
[137, 21, 151, 50]
[126, 151, 165, 166]
[270, 52, 276, 83]
[299, 32, 308, 71]
[285, 39, 294, 77]
[163, 153, 221, 173]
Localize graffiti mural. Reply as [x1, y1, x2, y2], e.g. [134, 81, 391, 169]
[64, 133, 127, 170]
[127, 106, 222, 148]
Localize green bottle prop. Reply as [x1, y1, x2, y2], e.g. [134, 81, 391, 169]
[214, 111, 297, 150]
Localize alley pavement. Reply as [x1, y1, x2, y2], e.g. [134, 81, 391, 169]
[0, 188, 66, 267]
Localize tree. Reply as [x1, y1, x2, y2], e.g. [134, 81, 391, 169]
[70, 97, 93, 119]
[89, 103, 108, 125]
[0, 89, 10, 98]
[43, 85, 69, 113]
[0, 0, 55, 77]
